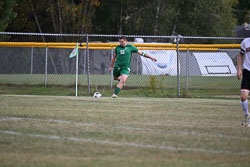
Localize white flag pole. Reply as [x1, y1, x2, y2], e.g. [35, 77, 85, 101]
[75, 43, 79, 97]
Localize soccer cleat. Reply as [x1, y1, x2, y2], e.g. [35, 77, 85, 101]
[241, 114, 250, 127]
[111, 94, 118, 98]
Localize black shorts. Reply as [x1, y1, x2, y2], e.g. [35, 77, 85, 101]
[241, 69, 250, 91]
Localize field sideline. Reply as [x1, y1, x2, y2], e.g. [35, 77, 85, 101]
[0, 95, 249, 167]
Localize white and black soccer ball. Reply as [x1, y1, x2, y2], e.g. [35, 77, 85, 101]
[93, 92, 102, 98]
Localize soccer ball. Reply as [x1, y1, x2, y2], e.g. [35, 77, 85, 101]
[93, 92, 102, 98]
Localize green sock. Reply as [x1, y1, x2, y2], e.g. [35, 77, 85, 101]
[114, 87, 121, 95]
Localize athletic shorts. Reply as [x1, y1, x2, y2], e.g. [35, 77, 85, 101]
[241, 69, 250, 91]
[113, 66, 130, 77]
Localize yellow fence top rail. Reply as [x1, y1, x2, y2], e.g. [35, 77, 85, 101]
[0, 42, 240, 49]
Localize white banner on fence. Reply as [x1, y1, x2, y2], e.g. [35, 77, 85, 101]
[193, 52, 237, 76]
[141, 50, 178, 76]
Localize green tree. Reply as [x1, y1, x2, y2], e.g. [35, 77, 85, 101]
[5, 0, 240, 38]
[93, 0, 175, 35]
[6, 0, 36, 33]
[234, 0, 250, 24]
[47, 0, 100, 35]
[7, 0, 100, 39]
[93, 0, 238, 37]
[0, 0, 17, 32]
[173, 0, 238, 37]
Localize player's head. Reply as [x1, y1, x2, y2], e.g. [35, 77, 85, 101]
[119, 36, 127, 47]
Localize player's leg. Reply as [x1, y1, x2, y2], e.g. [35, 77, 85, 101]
[117, 74, 128, 88]
[112, 68, 129, 98]
[240, 90, 249, 115]
[111, 67, 121, 98]
[240, 90, 249, 126]
[112, 75, 128, 98]
[240, 69, 250, 126]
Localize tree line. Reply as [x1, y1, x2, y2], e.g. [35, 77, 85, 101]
[1, 0, 250, 39]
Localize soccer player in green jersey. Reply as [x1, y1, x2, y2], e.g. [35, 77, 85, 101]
[108, 36, 157, 98]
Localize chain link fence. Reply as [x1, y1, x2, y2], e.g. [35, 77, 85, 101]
[0, 32, 244, 98]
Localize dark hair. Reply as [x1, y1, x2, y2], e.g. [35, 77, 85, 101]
[119, 36, 127, 41]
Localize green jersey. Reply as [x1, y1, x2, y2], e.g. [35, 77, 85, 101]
[115, 44, 138, 68]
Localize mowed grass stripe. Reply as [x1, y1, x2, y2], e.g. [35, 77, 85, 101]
[0, 115, 248, 155]
[1, 130, 249, 156]
[0, 116, 249, 141]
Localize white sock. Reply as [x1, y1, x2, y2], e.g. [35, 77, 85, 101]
[241, 99, 249, 116]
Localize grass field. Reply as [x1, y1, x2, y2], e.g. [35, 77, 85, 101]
[0, 74, 241, 98]
[0, 74, 240, 88]
[0, 95, 249, 167]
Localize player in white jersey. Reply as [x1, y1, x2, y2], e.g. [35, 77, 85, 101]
[237, 38, 250, 126]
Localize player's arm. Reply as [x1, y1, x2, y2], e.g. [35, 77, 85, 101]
[109, 53, 117, 72]
[237, 48, 245, 80]
[137, 50, 157, 62]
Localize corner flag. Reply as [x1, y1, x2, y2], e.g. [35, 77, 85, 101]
[69, 43, 79, 97]
[69, 43, 78, 58]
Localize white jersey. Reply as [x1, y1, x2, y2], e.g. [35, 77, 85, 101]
[241, 38, 250, 71]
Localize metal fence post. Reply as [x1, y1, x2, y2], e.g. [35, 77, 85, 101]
[45, 47, 48, 87]
[75, 45, 79, 97]
[176, 37, 181, 97]
[84, 48, 86, 75]
[110, 47, 114, 88]
[86, 34, 91, 95]
[136, 53, 139, 75]
[184, 48, 190, 96]
[30, 47, 33, 74]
